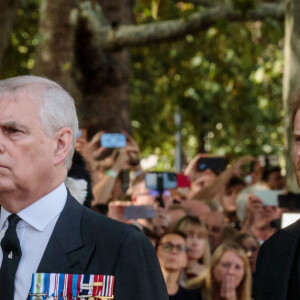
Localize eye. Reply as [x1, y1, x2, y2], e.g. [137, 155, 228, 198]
[294, 136, 300, 143]
[3, 126, 22, 136]
[221, 262, 230, 268]
[9, 128, 19, 133]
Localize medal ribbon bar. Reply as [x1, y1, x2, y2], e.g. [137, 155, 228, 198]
[29, 273, 115, 299]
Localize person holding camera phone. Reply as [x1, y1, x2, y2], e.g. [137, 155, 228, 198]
[185, 154, 254, 203]
[128, 173, 172, 236]
[77, 130, 142, 206]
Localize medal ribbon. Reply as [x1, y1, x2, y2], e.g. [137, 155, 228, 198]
[77, 274, 83, 297]
[108, 275, 115, 297]
[92, 275, 101, 296]
[80, 274, 90, 296]
[29, 273, 37, 300]
[48, 273, 57, 298]
[29, 273, 115, 299]
[67, 273, 73, 298]
[29, 273, 48, 299]
[71, 274, 79, 298]
[58, 273, 65, 297]
[88, 274, 94, 296]
[53, 273, 59, 298]
[62, 273, 68, 298]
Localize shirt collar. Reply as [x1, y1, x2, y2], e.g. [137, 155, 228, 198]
[0, 209, 11, 232]
[0, 183, 67, 232]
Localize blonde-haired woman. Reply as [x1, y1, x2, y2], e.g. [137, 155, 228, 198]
[188, 241, 252, 300]
[175, 215, 211, 284]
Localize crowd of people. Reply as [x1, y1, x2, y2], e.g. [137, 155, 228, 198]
[67, 130, 287, 300]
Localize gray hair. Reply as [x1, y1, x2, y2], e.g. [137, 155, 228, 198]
[0, 75, 78, 169]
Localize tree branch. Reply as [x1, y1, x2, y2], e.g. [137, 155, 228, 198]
[174, 0, 216, 7]
[74, 1, 285, 50]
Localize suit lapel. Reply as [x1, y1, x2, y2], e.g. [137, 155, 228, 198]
[277, 234, 299, 299]
[271, 221, 300, 300]
[37, 193, 95, 273]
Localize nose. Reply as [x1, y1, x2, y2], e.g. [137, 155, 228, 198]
[169, 245, 179, 254]
[0, 129, 7, 154]
[189, 237, 197, 245]
[228, 265, 236, 275]
[0, 138, 5, 154]
[246, 250, 252, 258]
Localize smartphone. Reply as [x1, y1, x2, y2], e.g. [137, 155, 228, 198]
[124, 205, 156, 220]
[253, 190, 283, 206]
[77, 128, 87, 139]
[101, 133, 126, 148]
[145, 172, 177, 190]
[197, 157, 228, 173]
[177, 174, 191, 188]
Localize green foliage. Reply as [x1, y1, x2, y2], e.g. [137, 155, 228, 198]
[0, 0, 40, 78]
[233, 0, 255, 14]
[130, 1, 284, 169]
[1, 0, 285, 170]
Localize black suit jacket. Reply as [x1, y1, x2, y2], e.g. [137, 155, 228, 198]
[32, 193, 168, 299]
[254, 218, 300, 300]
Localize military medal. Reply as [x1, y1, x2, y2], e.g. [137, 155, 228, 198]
[29, 273, 49, 299]
[29, 273, 115, 299]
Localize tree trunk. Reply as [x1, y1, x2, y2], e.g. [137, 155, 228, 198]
[33, 0, 133, 135]
[0, 0, 20, 71]
[33, 0, 77, 95]
[283, 0, 300, 191]
[74, 0, 133, 134]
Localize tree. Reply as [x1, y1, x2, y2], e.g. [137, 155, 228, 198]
[0, 0, 284, 128]
[0, 0, 19, 65]
[0, 0, 287, 168]
[283, 0, 300, 190]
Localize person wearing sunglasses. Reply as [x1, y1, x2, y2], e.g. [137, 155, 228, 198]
[156, 231, 201, 300]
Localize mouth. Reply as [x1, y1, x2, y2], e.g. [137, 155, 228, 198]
[189, 248, 200, 252]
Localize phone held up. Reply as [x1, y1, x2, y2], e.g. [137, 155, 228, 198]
[124, 205, 156, 220]
[145, 172, 178, 208]
[197, 157, 228, 173]
[100, 133, 127, 148]
[77, 128, 87, 139]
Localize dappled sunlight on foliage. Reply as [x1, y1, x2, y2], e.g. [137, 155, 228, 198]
[0, 0, 40, 78]
[0, 0, 285, 171]
[131, 0, 284, 169]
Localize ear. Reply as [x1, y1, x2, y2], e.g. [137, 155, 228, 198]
[53, 127, 73, 166]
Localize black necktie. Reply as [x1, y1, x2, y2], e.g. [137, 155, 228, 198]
[0, 214, 22, 300]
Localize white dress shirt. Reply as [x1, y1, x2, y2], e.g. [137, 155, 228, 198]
[0, 183, 67, 300]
